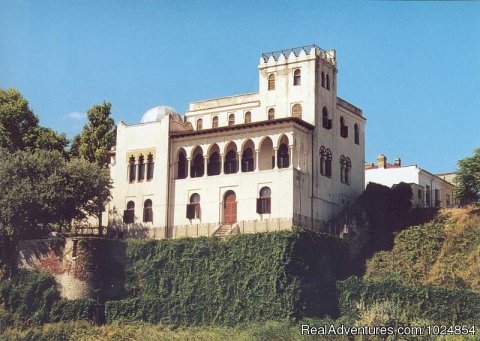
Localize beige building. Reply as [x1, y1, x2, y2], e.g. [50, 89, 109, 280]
[108, 45, 366, 238]
[365, 154, 455, 208]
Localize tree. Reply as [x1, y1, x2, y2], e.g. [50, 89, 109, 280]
[455, 148, 480, 206]
[78, 102, 116, 166]
[0, 88, 68, 153]
[0, 148, 111, 242]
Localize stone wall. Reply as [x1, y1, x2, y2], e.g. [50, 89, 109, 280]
[17, 237, 97, 300]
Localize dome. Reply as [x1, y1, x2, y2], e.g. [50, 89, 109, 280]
[140, 105, 183, 124]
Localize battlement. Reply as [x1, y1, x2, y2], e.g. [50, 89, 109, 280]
[260, 44, 336, 67]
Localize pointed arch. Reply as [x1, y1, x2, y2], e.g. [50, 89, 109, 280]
[259, 136, 274, 170]
[177, 148, 187, 179]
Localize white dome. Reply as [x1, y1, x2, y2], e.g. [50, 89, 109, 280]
[140, 105, 183, 124]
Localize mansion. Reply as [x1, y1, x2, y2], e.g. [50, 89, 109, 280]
[107, 45, 366, 238]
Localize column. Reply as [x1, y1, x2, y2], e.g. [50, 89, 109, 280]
[186, 158, 191, 179]
[203, 156, 208, 177]
[255, 149, 259, 172]
[220, 154, 225, 175]
[237, 151, 242, 173]
[289, 145, 294, 169]
[273, 147, 278, 170]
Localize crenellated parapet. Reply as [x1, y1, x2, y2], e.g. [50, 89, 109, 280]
[259, 44, 336, 67]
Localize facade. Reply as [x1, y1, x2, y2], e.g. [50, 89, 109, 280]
[365, 154, 455, 208]
[108, 45, 366, 238]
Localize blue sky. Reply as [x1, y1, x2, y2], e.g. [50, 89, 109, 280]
[1, 1, 479, 173]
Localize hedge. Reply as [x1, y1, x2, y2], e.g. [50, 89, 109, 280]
[49, 299, 98, 323]
[337, 276, 480, 324]
[102, 230, 349, 325]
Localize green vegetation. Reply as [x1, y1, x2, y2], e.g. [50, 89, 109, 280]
[99, 231, 349, 325]
[365, 209, 480, 291]
[456, 148, 480, 206]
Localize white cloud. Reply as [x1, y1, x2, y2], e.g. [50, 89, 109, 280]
[66, 112, 87, 120]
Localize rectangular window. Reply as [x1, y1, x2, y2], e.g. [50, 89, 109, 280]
[123, 210, 134, 224]
[138, 163, 145, 181]
[186, 204, 200, 219]
[146, 162, 154, 180]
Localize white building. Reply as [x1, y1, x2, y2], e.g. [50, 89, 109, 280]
[108, 45, 366, 239]
[365, 154, 455, 208]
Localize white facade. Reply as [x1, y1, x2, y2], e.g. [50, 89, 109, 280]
[365, 155, 455, 208]
[108, 45, 366, 238]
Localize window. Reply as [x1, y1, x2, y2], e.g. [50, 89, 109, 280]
[446, 194, 451, 206]
[277, 143, 289, 168]
[196, 118, 203, 130]
[268, 74, 275, 90]
[212, 116, 219, 128]
[177, 150, 187, 179]
[325, 149, 332, 178]
[268, 108, 275, 120]
[241, 148, 254, 172]
[354, 123, 359, 145]
[186, 193, 201, 219]
[320, 147, 326, 175]
[340, 156, 351, 185]
[322, 107, 332, 129]
[123, 201, 135, 224]
[326, 74, 330, 90]
[208, 152, 220, 176]
[293, 69, 301, 86]
[228, 113, 235, 126]
[418, 189, 422, 199]
[340, 117, 348, 138]
[191, 153, 204, 178]
[292, 104, 302, 119]
[128, 156, 136, 183]
[146, 153, 154, 180]
[244, 111, 251, 124]
[137, 154, 145, 181]
[143, 199, 153, 223]
[256, 187, 271, 214]
[224, 150, 238, 174]
[321, 71, 325, 88]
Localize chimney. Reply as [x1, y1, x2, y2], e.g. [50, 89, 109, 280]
[377, 154, 387, 169]
[394, 157, 401, 166]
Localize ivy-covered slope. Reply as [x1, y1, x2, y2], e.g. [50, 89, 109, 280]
[100, 230, 349, 325]
[365, 208, 480, 292]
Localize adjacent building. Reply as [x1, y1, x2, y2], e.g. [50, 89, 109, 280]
[365, 154, 455, 208]
[108, 45, 366, 238]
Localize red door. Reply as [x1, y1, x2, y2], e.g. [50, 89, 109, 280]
[223, 191, 237, 224]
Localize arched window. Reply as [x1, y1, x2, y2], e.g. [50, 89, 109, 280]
[186, 193, 201, 219]
[326, 74, 330, 90]
[293, 69, 301, 86]
[340, 155, 346, 184]
[128, 156, 136, 183]
[268, 74, 275, 90]
[224, 150, 238, 174]
[257, 186, 271, 214]
[177, 150, 187, 179]
[322, 107, 331, 129]
[146, 153, 154, 180]
[208, 152, 220, 176]
[345, 158, 352, 185]
[277, 143, 289, 168]
[212, 116, 219, 128]
[244, 111, 251, 124]
[321, 71, 325, 88]
[354, 124, 359, 145]
[137, 154, 145, 181]
[123, 201, 135, 224]
[143, 199, 153, 223]
[325, 149, 332, 178]
[320, 147, 326, 176]
[196, 118, 203, 130]
[268, 108, 275, 120]
[191, 148, 204, 178]
[241, 148, 254, 172]
[340, 116, 348, 138]
[228, 113, 235, 126]
[292, 104, 302, 118]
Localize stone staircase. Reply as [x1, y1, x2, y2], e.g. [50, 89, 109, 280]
[212, 224, 232, 237]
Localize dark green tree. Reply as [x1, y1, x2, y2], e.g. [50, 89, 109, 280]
[78, 102, 116, 166]
[455, 148, 480, 206]
[0, 88, 68, 153]
[0, 148, 111, 242]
